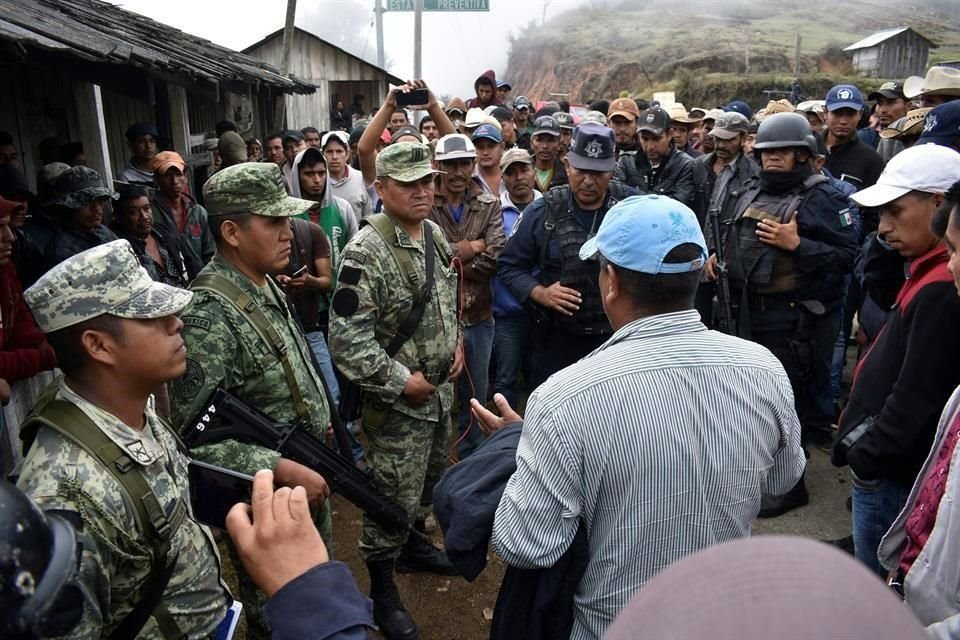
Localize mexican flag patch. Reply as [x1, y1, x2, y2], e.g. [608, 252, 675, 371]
[839, 208, 853, 228]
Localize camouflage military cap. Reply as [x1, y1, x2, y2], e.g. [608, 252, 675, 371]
[376, 141, 442, 182]
[24, 239, 193, 333]
[46, 166, 117, 209]
[203, 162, 317, 217]
[582, 110, 609, 126]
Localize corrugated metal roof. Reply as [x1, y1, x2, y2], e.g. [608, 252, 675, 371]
[844, 26, 936, 52]
[0, 0, 315, 93]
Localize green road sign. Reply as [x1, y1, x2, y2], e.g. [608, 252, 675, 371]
[386, 0, 490, 11]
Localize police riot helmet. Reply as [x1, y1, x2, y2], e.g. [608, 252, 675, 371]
[0, 480, 81, 639]
[753, 112, 818, 156]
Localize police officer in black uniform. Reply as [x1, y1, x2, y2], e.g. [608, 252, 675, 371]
[498, 122, 640, 388]
[705, 112, 859, 516]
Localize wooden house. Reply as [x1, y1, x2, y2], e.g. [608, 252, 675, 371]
[0, 0, 314, 190]
[844, 27, 936, 79]
[244, 27, 404, 131]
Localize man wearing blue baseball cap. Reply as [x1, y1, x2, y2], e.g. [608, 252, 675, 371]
[824, 84, 885, 206]
[481, 195, 804, 640]
[472, 123, 505, 195]
[498, 122, 640, 387]
[915, 101, 960, 151]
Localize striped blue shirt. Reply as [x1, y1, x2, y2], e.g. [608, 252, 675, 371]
[491, 310, 805, 639]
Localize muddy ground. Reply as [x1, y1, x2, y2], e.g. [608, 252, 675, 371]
[220, 446, 852, 640]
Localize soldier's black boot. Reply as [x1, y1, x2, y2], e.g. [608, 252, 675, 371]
[367, 559, 418, 640]
[758, 474, 810, 518]
[396, 520, 459, 575]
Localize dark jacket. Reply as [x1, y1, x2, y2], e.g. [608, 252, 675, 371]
[699, 152, 759, 247]
[825, 135, 885, 235]
[615, 147, 704, 220]
[433, 423, 588, 640]
[264, 562, 373, 640]
[833, 244, 960, 487]
[533, 158, 568, 192]
[44, 222, 117, 272]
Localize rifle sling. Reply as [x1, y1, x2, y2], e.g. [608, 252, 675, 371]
[363, 214, 438, 358]
[191, 274, 311, 421]
[21, 394, 186, 640]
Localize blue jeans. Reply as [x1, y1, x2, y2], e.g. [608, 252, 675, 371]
[457, 317, 495, 459]
[851, 474, 911, 576]
[306, 331, 365, 463]
[492, 313, 531, 408]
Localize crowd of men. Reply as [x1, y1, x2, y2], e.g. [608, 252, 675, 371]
[2, 62, 960, 640]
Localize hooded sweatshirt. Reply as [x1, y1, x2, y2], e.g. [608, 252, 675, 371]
[290, 148, 358, 273]
[466, 70, 502, 109]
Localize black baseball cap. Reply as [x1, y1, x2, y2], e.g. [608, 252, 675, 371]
[125, 122, 159, 140]
[490, 106, 514, 122]
[637, 107, 671, 137]
[532, 116, 561, 137]
[514, 96, 533, 111]
[868, 81, 906, 101]
[282, 130, 305, 143]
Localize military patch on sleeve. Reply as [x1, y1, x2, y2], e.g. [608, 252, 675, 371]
[343, 250, 367, 265]
[332, 288, 360, 317]
[182, 316, 211, 331]
[171, 358, 205, 399]
[339, 265, 363, 286]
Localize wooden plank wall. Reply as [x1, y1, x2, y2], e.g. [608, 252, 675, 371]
[248, 32, 392, 130]
[0, 64, 77, 190]
[100, 84, 155, 177]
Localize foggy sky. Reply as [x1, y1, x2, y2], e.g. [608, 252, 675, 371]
[105, 0, 592, 99]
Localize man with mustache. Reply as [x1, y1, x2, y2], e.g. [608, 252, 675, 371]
[429, 133, 505, 459]
[498, 122, 639, 389]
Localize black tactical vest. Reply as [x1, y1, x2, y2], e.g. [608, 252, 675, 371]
[541, 183, 631, 336]
[726, 175, 828, 295]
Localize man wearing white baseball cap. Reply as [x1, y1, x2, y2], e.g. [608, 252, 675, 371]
[833, 143, 960, 577]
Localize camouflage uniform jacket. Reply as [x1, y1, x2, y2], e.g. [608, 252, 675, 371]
[17, 380, 230, 639]
[329, 215, 459, 421]
[429, 182, 505, 324]
[170, 254, 331, 474]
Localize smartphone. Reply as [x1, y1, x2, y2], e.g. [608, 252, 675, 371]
[188, 461, 254, 530]
[290, 264, 308, 278]
[396, 89, 429, 107]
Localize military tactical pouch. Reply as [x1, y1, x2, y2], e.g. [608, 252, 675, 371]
[362, 396, 391, 430]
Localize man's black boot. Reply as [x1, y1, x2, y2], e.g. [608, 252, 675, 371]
[366, 559, 418, 640]
[396, 521, 459, 576]
[758, 475, 810, 518]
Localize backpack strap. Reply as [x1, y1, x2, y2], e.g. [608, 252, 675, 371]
[191, 273, 311, 421]
[361, 213, 440, 358]
[20, 394, 186, 639]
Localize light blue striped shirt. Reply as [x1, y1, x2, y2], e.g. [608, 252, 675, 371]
[491, 309, 805, 640]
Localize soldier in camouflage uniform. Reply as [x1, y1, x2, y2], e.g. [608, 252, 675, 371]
[168, 162, 333, 640]
[18, 239, 230, 638]
[329, 142, 463, 640]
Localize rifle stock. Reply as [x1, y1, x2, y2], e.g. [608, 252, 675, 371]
[710, 207, 735, 335]
[182, 389, 411, 535]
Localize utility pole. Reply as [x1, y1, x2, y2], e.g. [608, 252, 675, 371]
[280, 0, 297, 75]
[793, 33, 802, 77]
[414, 0, 423, 79]
[375, 0, 385, 69]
